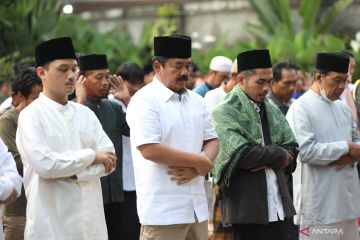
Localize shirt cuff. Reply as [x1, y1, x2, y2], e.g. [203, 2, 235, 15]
[78, 148, 96, 165]
[340, 141, 350, 155]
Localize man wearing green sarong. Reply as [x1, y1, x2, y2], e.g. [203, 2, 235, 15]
[212, 49, 298, 240]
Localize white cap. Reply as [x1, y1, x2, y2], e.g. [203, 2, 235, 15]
[209, 56, 233, 72]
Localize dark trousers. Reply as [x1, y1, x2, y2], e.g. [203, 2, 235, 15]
[104, 191, 140, 240]
[122, 191, 141, 240]
[104, 202, 123, 240]
[232, 220, 288, 240]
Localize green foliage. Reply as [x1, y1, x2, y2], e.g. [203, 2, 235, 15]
[299, 0, 322, 32]
[0, 0, 61, 57]
[314, 0, 353, 35]
[299, 0, 353, 35]
[0, 0, 144, 81]
[247, 0, 294, 43]
[53, 15, 142, 73]
[0, 0, 63, 88]
[246, 0, 352, 72]
[192, 34, 257, 75]
[268, 31, 346, 72]
[144, 4, 179, 57]
[0, 0, 355, 87]
[0, 53, 21, 85]
[0, 0, 183, 88]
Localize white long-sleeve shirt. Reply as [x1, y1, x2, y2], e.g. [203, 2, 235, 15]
[16, 93, 115, 240]
[286, 89, 360, 226]
[0, 138, 22, 240]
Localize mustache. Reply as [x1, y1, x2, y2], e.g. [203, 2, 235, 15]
[65, 80, 75, 84]
[177, 75, 188, 82]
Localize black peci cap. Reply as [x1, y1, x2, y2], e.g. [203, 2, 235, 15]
[154, 35, 192, 58]
[35, 37, 77, 67]
[237, 49, 272, 73]
[316, 53, 349, 73]
[78, 54, 108, 71]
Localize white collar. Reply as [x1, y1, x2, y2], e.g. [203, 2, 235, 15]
[39, 93, 71, 112]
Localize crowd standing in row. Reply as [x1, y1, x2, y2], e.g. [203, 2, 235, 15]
[0, 34, 359, 240]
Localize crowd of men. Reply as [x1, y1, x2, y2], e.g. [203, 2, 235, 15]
[0, 34, 359, 240]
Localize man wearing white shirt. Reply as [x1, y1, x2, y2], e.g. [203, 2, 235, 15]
[16, 37, 116, 240]
[286, 53, 360, 240]
[204, 58, 238, 113]
[0, 138, 22, 240]
[193, 56, 232, 97]
[126, 35, 219, 240]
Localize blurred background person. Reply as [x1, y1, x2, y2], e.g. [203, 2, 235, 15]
[186, 62, 201, 90]
[115, 61, 144, 240]
[143, 61, 154, 85]
[267, 60, 298, 240]
[340, 51, 357, 125]
[204, 59, 238, 112]
[0, 76, 23, 115]
[193, 56, 232, 97]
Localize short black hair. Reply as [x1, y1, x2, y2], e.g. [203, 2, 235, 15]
[192, 63, 200, 73]
[151, 56, 169, 67]
[116, 62, 144, 85]
[240, 69, 256, 79]
[143, 61, 154, 74]
[273, 60, 297, 82]
[10, 76, 19, 94]
[12, 67, 42, 98]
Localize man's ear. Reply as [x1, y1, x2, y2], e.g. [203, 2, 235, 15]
[36, 66, 46, 81]
[153, 61, 161, 75]
[11, 92, 21, 107]
[18, 92, 26, 103]
[270, 79, 276, 87]
[315, 73, 322, 83]
[237, 73, 245, 86]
